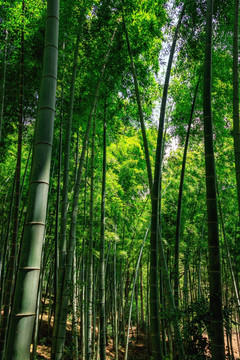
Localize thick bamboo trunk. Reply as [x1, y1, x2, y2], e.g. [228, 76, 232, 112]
[203, 0, 225, 358]
[4, 1, 59, 358]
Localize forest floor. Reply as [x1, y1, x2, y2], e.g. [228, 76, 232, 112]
[35, 313, 147, 360]
[33, 313, 240, 359]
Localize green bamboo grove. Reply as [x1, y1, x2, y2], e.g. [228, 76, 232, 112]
[0, 0, 239, 359]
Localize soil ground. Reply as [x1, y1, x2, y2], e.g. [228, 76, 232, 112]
[33, 312, 240, 359]
[34, 314, 148, 360]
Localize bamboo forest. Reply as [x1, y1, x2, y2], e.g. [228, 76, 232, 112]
[0, 0, 240, 359]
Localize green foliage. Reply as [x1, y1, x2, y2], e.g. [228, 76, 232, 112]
[182, 297, 211, 360]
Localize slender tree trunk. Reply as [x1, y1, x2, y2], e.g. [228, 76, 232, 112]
[113, 235, 118, 360]
[150, 5, 185, 358]
[174, 77, 200, 307]
[117, 221, 127, 349]
[0, 28, 8, 142]
[0, 8, 24, 356]
[140, 262, 144, 326]
[4, 1, 59, 358]
[92, 263, 97, 360]
[233, 0, 240, 220]
[203, 0, 225, 358]
[198, 221, 204, 301]
[159, 271, 167, 358]
[124, 223, 150, 360]
[135, 272, 139, 340]
[18, 146, 32, 230]
[0, 176, 15, 313]
[96, 317, 100, 360]
[54, 123, 62, 316]
[0, 193, 8, 290]
[32, 258, 52, 360]
[72, 250, 78, 360]
[158, 230, 184, 359]
[100, 103, 107, 360]
[81, 151, 88, 360]
[217, 187, 240, 312]
[87, 117, 96, 360]
[52, 10, 85, 354]
[146, 251, 151, 358]
[183, 246, 189, 312]
[119, 279, 126, 348]
[122, 11, 153, 195]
